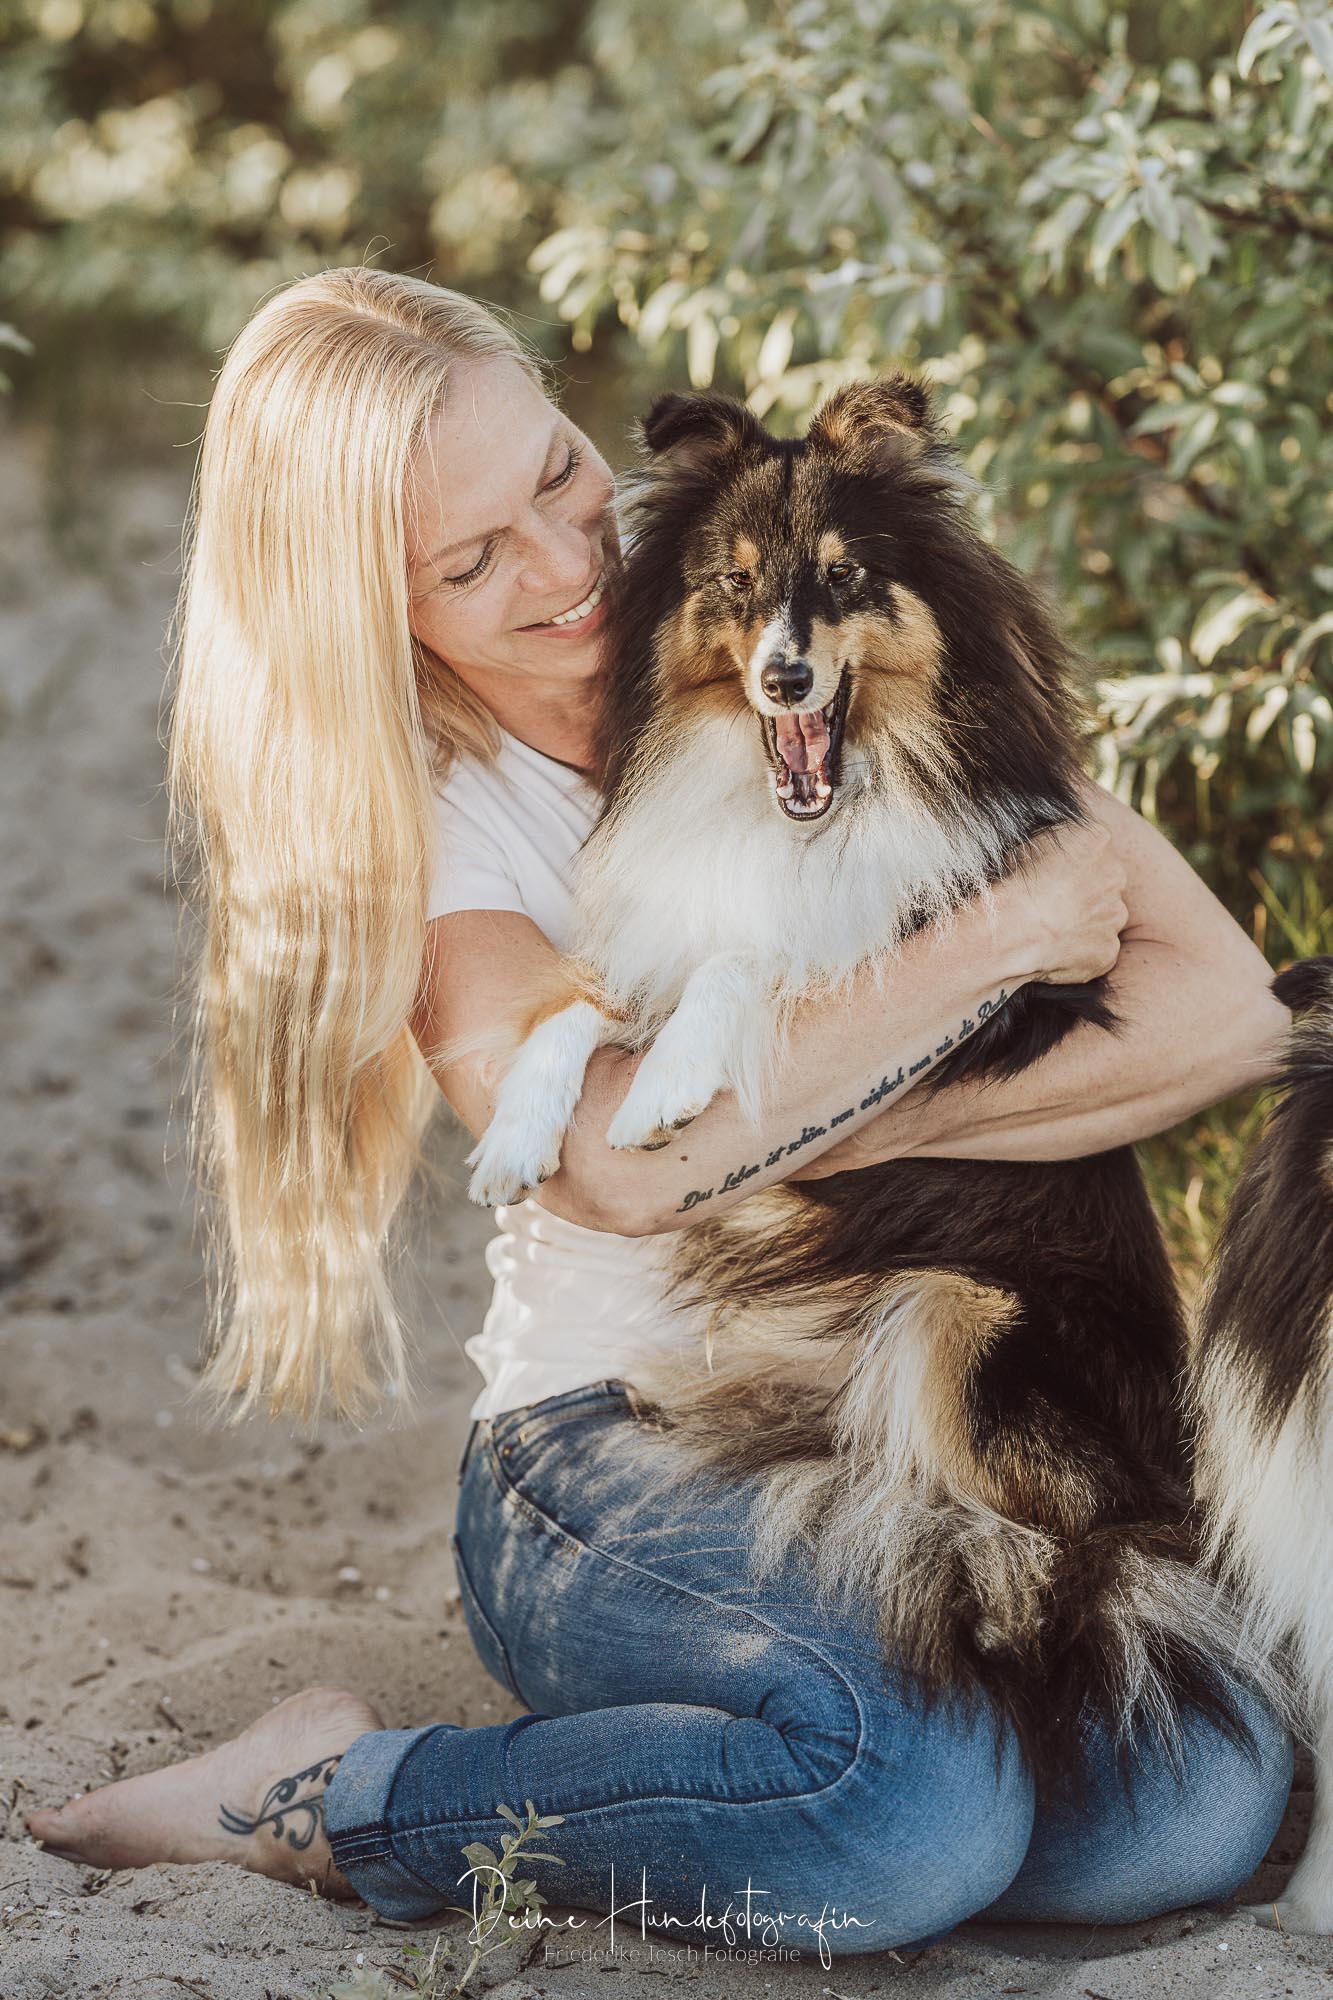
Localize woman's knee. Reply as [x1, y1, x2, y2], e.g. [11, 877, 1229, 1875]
[987, 1681, 1295, 1927]
[1146, 1686, 1295, 1912]
[789, 1690, 1035, 1954]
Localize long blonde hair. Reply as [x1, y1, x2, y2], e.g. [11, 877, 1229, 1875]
[165, 267, 546, 1428]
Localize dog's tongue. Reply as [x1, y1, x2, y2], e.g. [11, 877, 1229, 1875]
[775, 709, 830, 776]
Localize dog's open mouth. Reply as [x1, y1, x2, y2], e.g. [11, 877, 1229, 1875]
[760, 671, 850, 821]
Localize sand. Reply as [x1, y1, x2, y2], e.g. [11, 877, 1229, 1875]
[2, 416, 1330, 1999]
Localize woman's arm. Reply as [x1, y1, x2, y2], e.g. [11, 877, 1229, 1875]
[791, 778, 1289, 1177]
[411, 815, 1129, 1236]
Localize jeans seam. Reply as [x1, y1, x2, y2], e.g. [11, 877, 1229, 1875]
[489, 1379, 635, 1454]
[478, 1437, 586, 1560]
[450, 1530, 525, 1700]
[394, 1543, 868, 1840]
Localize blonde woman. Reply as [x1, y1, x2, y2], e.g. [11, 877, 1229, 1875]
[28, 270, 1294, 1954]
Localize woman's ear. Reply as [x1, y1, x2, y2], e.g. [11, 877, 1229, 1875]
[636, 390, 766, 469]
[806, 373, 942, 460]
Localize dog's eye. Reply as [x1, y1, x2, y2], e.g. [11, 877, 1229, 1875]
[723, 569, 753, 590]
[827, 560, 857, 584]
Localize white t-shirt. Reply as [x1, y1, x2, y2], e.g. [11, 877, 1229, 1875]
[426, 726, 698, 1421]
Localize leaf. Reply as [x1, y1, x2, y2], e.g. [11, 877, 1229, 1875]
[1178, 199, 1218, 272]
[1130, 400, 1195, 437]
[1291, 710, 1318, 773]
[1300, 14, 1333, 84]
[1139, 175, 1181, 244]
[1088, 192, 1140, 281]
[1166, 405, 1219, 478]
[638, 280, 689, 346]
[1288, 611, 1333, 672]
[1147, 228, 1182, 293]
[756, 306, 797, 382]
[729, 92, 776, 162]
[1245, 684, 1289, 741]
[1191, 589, 1273, 663]
[1030, 191, 1092, 266]
[1236, 5, 1299, 79]
[686, 311, 719, 387]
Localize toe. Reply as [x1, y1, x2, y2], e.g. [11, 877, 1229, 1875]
[26, 1797, 108, 1864]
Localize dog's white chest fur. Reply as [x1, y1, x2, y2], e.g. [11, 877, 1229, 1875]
[465, 718, 1027, 1203]
[575, 718, 1020, 1024]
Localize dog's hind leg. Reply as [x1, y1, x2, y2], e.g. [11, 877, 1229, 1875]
[1258, 1702, 1333, 1933]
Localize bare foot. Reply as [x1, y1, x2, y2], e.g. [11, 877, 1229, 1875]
[24, 1684, 382, 1899]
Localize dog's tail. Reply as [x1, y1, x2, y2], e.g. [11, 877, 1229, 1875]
[1191, 957, 1333, 1745]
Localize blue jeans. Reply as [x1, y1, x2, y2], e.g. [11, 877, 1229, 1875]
[323, 1379, 1294, 1957]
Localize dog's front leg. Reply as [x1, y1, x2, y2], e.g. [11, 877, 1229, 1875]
[1253, 1704, 1333, 1934]
[606, 952, 771, 1152]
[467, 998, 623, 1207]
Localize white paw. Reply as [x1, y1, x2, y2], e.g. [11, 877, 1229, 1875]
[465, 1123, 562, 1208]
[1246, 1896, 1333, 1935]
[606, 1061, 720, 1153]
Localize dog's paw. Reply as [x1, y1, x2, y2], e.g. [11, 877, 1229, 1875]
[606, 1091, 711, 1153]
[465, 1126, 562, 1208]
[1247, 1896, 1333, 1936]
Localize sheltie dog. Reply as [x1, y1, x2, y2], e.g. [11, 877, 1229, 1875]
[466, 374, 1280, 1793]
[1191, 958, 1333, 1928]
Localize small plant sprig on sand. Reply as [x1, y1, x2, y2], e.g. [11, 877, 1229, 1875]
[326, 1799, 565, 2000]
[443, 1799, 565, 1995]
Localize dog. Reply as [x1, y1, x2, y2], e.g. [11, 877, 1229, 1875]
[1191, 957, 1333, 1928]
[465, 374, 1278, 1792]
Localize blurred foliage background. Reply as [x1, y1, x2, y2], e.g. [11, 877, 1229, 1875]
[2, 0, 1330, 1277]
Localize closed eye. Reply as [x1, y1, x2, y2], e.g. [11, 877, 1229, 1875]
[441, 441, 586, 589]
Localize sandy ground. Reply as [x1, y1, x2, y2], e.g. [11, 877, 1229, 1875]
[2, 416, 1331, 1999]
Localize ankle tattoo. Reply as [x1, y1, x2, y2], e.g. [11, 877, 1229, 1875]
[218, 1753, 343, 1852]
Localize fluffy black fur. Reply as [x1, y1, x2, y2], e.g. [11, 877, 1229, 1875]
[1197, 956, 1333, 1437]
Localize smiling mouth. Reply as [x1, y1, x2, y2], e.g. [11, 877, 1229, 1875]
[759, 671, 850, 821]
[526, 570, 606, 629]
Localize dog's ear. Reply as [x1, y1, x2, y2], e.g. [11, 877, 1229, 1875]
[637, 391, 764, 468]
[806, 374, 942, 460]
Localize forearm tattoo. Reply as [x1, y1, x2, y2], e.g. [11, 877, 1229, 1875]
[218, 1753, 343, 1852]
[675, 987, 1010, 1214]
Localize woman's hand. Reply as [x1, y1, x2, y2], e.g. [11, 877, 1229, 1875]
[792, 779, 1288, 1178]
[994, 814, 1130, 987]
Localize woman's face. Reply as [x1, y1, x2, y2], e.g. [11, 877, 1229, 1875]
[405, 356, 619, 698]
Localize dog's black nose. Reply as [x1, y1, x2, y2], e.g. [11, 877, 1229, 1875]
[760, 659, 814, 705]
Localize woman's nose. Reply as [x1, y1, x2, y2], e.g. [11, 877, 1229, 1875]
[517, 514, 594, 596]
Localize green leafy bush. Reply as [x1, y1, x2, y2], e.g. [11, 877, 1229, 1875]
[4, 0, 1328, 907]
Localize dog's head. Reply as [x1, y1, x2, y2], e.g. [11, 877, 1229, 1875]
[604, 374, 1083, 829]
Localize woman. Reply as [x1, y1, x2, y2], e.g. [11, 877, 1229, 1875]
[27, 269, 1294, 1953]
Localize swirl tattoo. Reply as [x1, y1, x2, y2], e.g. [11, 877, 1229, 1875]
[217, 1752, 344, 1852]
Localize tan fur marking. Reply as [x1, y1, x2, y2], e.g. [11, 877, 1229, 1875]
[808, 380, 926, 455]
[657, 601, 757, 708]
[732, 535, 760, 571]
[840, 592, 951, 779]
[905, 1271, 1015, 1481]
[817, 529, 847, 567]
[897, 1271, 1099, 1533]
[524, 961, 629, 1036]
